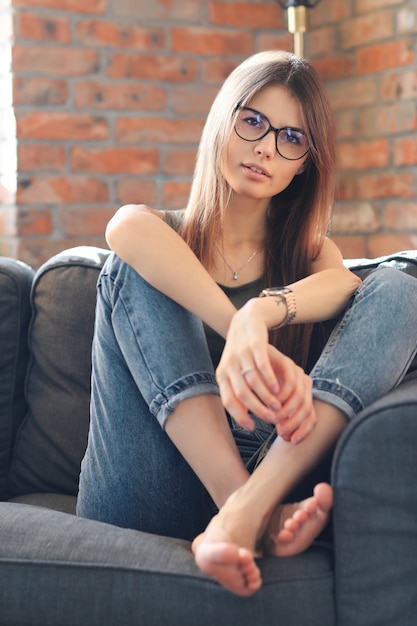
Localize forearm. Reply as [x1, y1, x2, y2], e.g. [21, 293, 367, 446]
[246, 268, 361, 330]
[106, 205, 236, 338]
[290, 268, 361, 323]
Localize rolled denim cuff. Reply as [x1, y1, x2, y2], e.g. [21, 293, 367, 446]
[149, 372, 220, 429]
[312, 378, 364, 420]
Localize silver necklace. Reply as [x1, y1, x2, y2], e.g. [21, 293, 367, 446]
[215, 243, 260, 281]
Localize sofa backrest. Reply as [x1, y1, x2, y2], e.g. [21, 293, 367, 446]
[7, 247, 110, 499]
[346, 249, 417, 281]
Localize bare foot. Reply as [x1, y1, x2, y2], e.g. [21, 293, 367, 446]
[264, 483, 333, 557]
[192, 509, 262, 597]
[191, 483, 332, 594]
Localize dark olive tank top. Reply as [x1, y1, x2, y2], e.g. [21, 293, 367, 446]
[204, 278, 262, 369]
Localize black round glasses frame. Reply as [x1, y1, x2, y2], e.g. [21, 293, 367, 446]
[234, 106, 309, 161]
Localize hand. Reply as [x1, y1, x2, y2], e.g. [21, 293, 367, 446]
[216, 301, 316, 443]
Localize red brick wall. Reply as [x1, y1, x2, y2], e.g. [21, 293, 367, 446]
[309, 0, 417, 258]
[1, 0, 417, 266]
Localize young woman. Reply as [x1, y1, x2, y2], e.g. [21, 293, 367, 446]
[77, 50, 417, 597]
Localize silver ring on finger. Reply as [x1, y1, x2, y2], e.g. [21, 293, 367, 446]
[241, 367, 256, 377]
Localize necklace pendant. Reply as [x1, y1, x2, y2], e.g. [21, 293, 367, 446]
[214, 242, 260, 283]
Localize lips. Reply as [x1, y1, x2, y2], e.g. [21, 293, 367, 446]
[243, 163, 271, 177]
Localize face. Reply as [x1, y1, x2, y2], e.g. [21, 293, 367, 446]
[221, 83, 309, 204]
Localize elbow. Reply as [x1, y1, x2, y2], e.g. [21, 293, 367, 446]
[341, 266, 362, 292]
[339, 269, 361, 306]
[105, 206, 129, 252]
[349, 270, 362, 293]
[105, 217, 118, 251]
[333, 269, 362, 316]
[105, 204, 152, 255]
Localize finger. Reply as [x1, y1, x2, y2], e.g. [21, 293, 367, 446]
[229, 369, 281, 425]
[277, 408, 310, 439]
[241, 342, 281, 396]
[216, 375, 255, 431]
[254, 357, 280, 395]
[276, 393, 314, 435]
[276, 370, 313, 419]
[273, 363, 304, 406]
[276, 382, 315, 438]
[277, 406, 316, 443]
[240, 353, 309, 426]
[242, 368, 282, 414]
[290, 409, 317, 444]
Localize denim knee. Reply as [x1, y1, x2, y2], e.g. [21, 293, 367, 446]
[311, 267, 417, 419]
[96, 253, 220, 429]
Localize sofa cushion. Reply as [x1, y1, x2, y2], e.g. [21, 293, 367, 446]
[0, 258, 34, 500]
[0, 502, 335, 626]
[8, 247, 110, 498]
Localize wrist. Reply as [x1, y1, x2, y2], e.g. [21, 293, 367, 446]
[259, 287, 297, 330]
[219, 304, 239, 339]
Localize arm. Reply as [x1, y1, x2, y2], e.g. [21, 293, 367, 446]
[216, 238, 361, 437]
[252, 237, 362, 330]
[105, 204, 237, 338]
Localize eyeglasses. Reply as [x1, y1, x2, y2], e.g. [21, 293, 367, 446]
[234, 107, 309, 161]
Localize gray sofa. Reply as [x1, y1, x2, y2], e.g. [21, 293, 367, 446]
[0, 245, 416, 626]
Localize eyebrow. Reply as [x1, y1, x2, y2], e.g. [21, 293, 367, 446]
[242, 106, 306, 135]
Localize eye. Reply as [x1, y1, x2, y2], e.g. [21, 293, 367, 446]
[240, 109, 267, 131]
[280, 128, 305, 146]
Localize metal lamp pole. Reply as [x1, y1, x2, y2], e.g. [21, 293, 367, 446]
[276, 0, 322, 58]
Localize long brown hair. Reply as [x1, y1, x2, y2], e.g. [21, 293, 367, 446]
[181, 51, 336, 368]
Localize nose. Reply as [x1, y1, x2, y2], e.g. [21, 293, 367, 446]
[254, 129, 276, 158]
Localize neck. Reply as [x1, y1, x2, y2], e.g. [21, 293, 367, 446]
[221, 199, 268, 247]
[213, 204, 267, 285]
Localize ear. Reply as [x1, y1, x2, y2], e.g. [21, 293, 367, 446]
[296, 164, 305, 175]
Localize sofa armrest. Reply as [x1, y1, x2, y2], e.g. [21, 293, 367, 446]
[332, 375, 417, 626]
[0, 258, 34, 500]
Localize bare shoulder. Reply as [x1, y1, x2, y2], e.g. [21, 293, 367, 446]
[311, 237, 345, 272]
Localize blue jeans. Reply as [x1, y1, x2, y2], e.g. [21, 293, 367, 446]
[77, 253, 417, 540]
